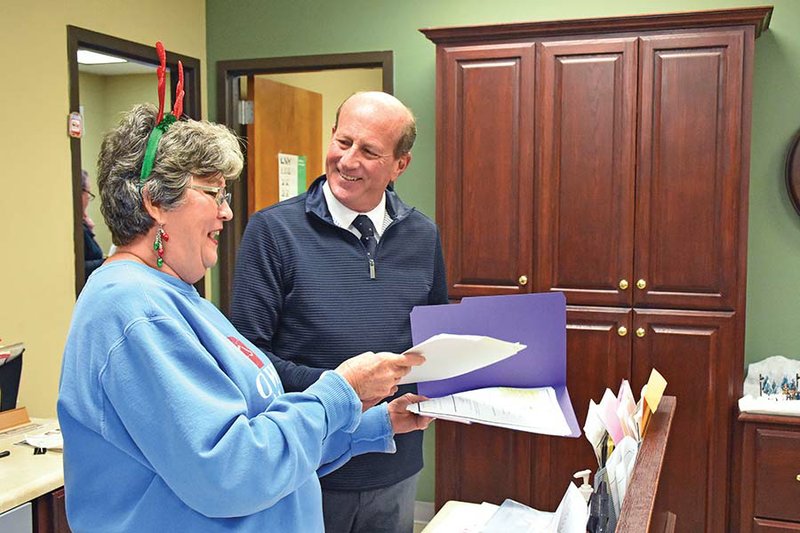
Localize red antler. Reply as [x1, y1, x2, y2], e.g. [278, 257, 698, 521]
[155, 42, 167, 123]
[172, 60, 185, 119]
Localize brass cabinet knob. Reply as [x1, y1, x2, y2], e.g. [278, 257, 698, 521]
[796, 474, 800, 482]
[617, 326, 628, 337]
[636, 279, 647, 290]
[518, 275, 528, 286]
[636, 327, 646, 338]
[619, 279, 629, 290]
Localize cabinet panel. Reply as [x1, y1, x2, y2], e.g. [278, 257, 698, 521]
[637, 33, 744, 311]
[753, 429, 800, 522]
[632, 309, 736, 533]
[437, 44, 535, 298]
[535, 39, 637, 307]
[33, 488, 71, 533]
[534, 307, 631, 510]
[434, 420, 533, 509]
[740, 414, 800, 532]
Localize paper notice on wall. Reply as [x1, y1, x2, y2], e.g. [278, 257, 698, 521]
[278, 153, 307, 201]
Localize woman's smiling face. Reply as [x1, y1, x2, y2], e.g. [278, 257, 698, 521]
[157, 175, 232, 284]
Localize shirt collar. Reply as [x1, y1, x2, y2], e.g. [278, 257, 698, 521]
[322, 179, 387, 236]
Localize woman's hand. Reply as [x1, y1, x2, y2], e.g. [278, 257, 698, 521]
[388, 393, 433, 434]
[336, 351, 425, 410]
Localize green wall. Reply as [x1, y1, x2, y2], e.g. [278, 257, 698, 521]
[207, 0, 800, 503]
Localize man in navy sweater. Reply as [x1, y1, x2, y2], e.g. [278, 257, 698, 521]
[231, 92, 448, 533]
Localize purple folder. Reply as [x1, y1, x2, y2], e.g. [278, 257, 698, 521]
[409, 292, 581, 437]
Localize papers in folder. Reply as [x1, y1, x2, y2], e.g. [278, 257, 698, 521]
[407, 292, 581, 438]
[408, 386, 572, 436]
[399, 334, 526, 385]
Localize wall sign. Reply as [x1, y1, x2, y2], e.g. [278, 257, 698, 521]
[68, 112, 83, 138]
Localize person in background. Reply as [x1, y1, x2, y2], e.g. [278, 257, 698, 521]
[231, 91, 448, 533]
[58, 95, 431, 531]
[81, 169, 104, 280]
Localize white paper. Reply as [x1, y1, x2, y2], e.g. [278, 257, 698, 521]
[583, 400, 606, 465]
[480, 484, 588, 533]
[481, 498, 554, 531]
[409, 386, 571, 436]
[422, 501, 499, 533]
[278, 153, 299, 202]
[400, 333, 525, 385]
[551, 482, 590, 533]
[23, 431, 63, 451]
[605, 436, 638, 514]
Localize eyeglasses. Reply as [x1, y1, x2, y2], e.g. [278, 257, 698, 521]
[83, 189, 96, 201]
[190, 184, 231, 206]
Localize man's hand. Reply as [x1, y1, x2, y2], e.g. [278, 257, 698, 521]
[388, 393, 433, 434]
[335, 351, 425, 411]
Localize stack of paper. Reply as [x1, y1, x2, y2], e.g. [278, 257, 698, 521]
[583, 369, 667, 531]
[422, 485, 588, 533]
[408, 386, 572, 436]
[482, 485, 588, 533]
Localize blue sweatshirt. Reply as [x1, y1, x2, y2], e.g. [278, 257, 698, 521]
[57, 261, 394, 532]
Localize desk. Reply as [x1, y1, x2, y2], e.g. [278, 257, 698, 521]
[0, 419, 67, 532]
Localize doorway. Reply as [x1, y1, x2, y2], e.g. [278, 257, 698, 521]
[215, 51, 393, 314]
[67, 26, 202, 296]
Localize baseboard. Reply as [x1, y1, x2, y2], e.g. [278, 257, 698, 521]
[414, 500, 435, 528]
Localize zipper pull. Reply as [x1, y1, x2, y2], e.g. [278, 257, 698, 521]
[369, 258, 376, 279]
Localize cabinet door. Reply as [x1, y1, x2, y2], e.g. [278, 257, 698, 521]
[533, 306, 632, 510]
[436, 43, 535, 298]
[434, 421, 533, 510]
[636, 32, 745, 311]
[632, 309, 737, 533]
[535, 38, 637, 307]
[33, 487, 71, 533]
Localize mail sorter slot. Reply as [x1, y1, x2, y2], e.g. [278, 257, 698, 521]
[753, 428, 800, 523]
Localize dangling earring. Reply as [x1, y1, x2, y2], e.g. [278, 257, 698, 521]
[154, 224, 169, 268]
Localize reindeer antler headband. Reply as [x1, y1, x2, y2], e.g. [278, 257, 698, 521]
[139, 41, 185, 185]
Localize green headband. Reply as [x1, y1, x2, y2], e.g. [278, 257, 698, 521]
[138, 113, 177, 185]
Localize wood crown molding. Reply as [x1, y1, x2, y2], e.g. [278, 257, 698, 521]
[420, 6, 773, 44]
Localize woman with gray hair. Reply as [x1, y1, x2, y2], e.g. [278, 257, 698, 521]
[57, 56, 429, 532]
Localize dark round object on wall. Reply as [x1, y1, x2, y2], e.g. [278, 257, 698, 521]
[787, 131, 800, 216]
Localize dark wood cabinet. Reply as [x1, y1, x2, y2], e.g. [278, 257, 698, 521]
[738, 413, 800, 532]
[534, 37, 637, 308]
[422, 7, 771, 533]
[33, 488, 71, 533]
[436, 42, 535, 297]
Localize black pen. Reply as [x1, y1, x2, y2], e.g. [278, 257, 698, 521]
[0, 450, 10, 458]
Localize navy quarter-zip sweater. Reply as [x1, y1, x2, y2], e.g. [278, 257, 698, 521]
[231, 176, 448, 490]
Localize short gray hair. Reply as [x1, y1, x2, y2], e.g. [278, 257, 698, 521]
[97, 103, 243, 246]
